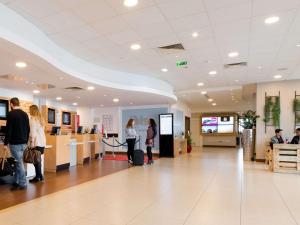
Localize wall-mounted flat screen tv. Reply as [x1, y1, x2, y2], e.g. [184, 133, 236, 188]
[0, 100, 9, 120]
[47, 108, 55, 124]
[62, 111, 71, 125]
[201, 116, 234, 134]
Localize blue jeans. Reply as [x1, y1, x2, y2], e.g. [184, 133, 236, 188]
[9, 144, 27, 187]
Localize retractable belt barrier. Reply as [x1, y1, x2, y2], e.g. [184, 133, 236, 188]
[101, 137, 140, 148]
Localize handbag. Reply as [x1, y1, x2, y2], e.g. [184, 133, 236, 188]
[0, 148, 16, 177]
[23, 147, 41, 164]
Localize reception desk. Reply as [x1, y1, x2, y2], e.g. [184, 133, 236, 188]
[73, 134, 91, 165]
[44, 134, 71, 172]
[174, 138, 187, 157]
[90, 134, 101, 159]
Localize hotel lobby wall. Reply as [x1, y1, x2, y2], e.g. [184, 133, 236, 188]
[256, 80, 300, 160]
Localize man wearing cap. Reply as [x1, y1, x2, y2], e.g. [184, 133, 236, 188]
[270, 129, 285, 149]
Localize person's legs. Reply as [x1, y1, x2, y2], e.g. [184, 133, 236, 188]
[146, 146, 153, 164]
[130, 138, 136, 162]
[9, 144, 27, 188]
[126, 139, 132, 162]
[35, 147, 44, 180]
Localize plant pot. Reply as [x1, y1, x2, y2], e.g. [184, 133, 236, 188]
[243, 129, 254, 161]
[187, 145, 192, 153]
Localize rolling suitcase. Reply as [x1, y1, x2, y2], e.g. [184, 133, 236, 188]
[133, 137, 144, 166]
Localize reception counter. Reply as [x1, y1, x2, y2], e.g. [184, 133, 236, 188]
[44, 134, 71, 172]
[174, 138, 187, 157]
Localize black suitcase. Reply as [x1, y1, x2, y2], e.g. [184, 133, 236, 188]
[133, 150, 144, 166]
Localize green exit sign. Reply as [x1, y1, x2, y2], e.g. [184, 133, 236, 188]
[176, 60, 188, 67]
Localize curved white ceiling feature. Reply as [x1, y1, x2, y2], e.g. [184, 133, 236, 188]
[0, 3, 177, 101]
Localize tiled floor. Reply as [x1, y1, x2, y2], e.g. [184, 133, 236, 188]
[1, 147, 300, 225]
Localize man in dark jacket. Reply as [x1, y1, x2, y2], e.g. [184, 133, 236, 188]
[291, 128, 300, 144]
[4, 97, 30, 190]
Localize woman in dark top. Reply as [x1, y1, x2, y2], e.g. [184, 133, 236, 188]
[291, 128, 300, 144]
[146, 118, 157, 165]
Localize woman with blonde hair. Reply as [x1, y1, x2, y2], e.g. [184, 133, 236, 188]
[125, 119, 137, 164]
[28, 105, 46, 183]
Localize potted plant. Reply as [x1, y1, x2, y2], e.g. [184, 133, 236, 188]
[187, 134, 192, 153]
[241, 110, 260, 161]
[294, 99, 300, 112]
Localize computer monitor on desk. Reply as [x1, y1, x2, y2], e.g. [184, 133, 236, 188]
[77, 126, 83, 134]
[50, 126, 60, 135]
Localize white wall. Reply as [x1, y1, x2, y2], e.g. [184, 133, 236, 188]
[77, 107, 94, 128]
[92, 107, 120, 134]
[256, 80, 300, 159]
[0, 87, 33, 101]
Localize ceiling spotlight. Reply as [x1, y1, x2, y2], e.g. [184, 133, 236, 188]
[130, 102, 134, 105]
[76, 96, 81, 99]
[235, 80, 239, 82]
[296, 44, 300, 47]
[87, 86, 95, 90]
[265, 16, 279, 24]
[208, 98, 213, 102]
[33, 90, 40, 94]
[201, 91, 207, 95]
[197, 82, 204, 86]
[258, 66, 263, 69]
[103, 94, 107, 97]
[228, 52, 239, 58]
[209, 70, 217, 75]
[72, 102, 78, 106]
[15, 62, 27, 68]
[56, 97, 62, 101]
[212, 103, 217, 106]
[113, 98, 119, 102]
[273, 74, 282, 79]
[161, 68, 168, 72]
[100, 104, 104, 107]
[130, 44, 141, 50]
[192, 32, 199, 37]
[124, 0, 138, 7]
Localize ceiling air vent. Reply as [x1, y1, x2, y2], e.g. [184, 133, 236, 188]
[157, 43, 185, 54]
[64, 87, 84, 91]
[224, 62, 247, 69]
[0, 74, 26, 81]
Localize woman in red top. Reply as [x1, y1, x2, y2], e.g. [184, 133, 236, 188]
[145, 118, 157, 165]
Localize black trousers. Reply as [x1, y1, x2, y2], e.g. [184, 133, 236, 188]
[34, 147, 44, 179]
[126, 139, 136, 161]
[147, 146, 153, 161]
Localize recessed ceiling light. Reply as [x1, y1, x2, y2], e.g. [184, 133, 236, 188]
[124, 0, 138, 7]
[161, 68, 168, 72]
[265, 16, 279, 24]
[212, 103, 217, 106]
[209, 70, 217, 75]
[87, 86, 95, 90]
[258, 66, 263, 69]
[208, 98, 213, 102]
[296, 44, 300, 47]
[130, 44, 141, 50]
[201, 91, 207, 95]
[273, 74, 282, 79]
[192, 32, 199, 37]
[130, 102, 134, 105]
[76, 96, 80, 99]
[235, 80, 239, 82]
[113, 98, 119, 103]
[56, 97, 62, 101]
[15, 62, 27, 68]
[197, 82, 204, 86]
[33, 90, 40, 94]
[100, 104, 104, 107]
[72, 102, 78, 106]
[103, 94, 107, 97]
[228, 52, 239, 58]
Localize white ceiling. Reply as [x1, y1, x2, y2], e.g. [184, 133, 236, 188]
[0, 38, 174, 107]
[1, 0, 300, 109]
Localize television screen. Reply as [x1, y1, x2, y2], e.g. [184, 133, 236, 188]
[159, 114, 173, 135]
[0, 100, 9, 120]
[62, 112, 71, 125]
[48, 108, 55, 124]
[201, 116, 234, 134]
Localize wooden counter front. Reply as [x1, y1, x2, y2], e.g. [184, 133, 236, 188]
[174, 138, 187, 157]
[74, 134, 91, 164]
[90, 134, 102, 159]
[45, 134, 71, 172]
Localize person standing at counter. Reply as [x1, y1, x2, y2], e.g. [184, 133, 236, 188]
[4, 97, 30, 191]
[146, 118, 157, 165]
[28, 105, 46, 183]
[291, 128, 300, 144]
[125, 119, 137, 164]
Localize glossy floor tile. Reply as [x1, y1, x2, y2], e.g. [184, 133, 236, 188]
[1, 147, 300, 225]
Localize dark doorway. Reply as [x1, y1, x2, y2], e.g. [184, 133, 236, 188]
[185, 116, 191, 138]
